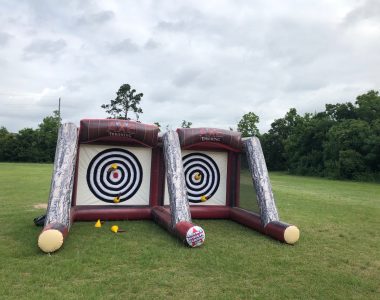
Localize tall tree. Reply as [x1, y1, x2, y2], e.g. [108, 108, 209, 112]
[181, 120, 192, 128]
[285, 112, 334, 176]
[261, 108, 302, 170]
[325, 102, 357, 121]
[237, 112, 260, 137]
[37, 110, 61, 162]
[153, 122, 161, 132]
[14, 128, 40, 162]
[0, 127, 15, 161]
[101, 84, 143, 120]
[355, 90, 380, 123]
[323, 119, 371, 179]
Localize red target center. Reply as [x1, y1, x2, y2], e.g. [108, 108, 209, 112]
[113, 172, 119, 179]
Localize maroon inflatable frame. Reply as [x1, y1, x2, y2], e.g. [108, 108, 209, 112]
[68, 120, 298, 245]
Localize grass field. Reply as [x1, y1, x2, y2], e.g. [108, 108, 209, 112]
[0, 163, 379, 299]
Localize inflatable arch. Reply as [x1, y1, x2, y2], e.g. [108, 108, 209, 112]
[37, 119, 299, 253]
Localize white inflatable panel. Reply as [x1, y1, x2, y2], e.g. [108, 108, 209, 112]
[76, 144, 151, 206]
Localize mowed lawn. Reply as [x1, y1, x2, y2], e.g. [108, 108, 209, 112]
[0, 163, 379, 299]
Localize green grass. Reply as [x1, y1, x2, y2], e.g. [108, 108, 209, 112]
[0, 163, 379, 299]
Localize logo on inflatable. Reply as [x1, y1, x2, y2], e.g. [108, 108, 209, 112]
[186, 226, 205, 247]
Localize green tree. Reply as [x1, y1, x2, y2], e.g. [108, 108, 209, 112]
[153, 122, 161, 132]
[36, 110, 61, 162]
[237, 112, 260, 137]
[325, 102, 357, 121]
[338, 150, 366, 179]
[355, 90, 380, 123]
[14, 128, 40, 162]
[101, 84, 143, 120]
[261, 108, 303, 170]
[0, 111, 60, 162]
[181, 120, 192, 128]
[285, 112, 334, 176]
[365, 119, 380, 173]
[323, 119, 371, 178]
[0, 127, 15, 161]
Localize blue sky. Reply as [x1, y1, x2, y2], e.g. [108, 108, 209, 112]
[0, 0, 379, 132]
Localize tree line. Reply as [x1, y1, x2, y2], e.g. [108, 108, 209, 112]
[1, 84, 379, 181]
[0, 111, 61, 162]
[259, 90, 380, 181]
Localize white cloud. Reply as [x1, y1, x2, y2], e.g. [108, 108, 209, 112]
[23, 38, 67, 60]
[0, 0, 379, 133]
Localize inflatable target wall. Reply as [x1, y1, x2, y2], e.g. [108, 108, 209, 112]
[72, 119, 160, 220]
[159, 128, 299, 245]
[38, 120, 299, 253]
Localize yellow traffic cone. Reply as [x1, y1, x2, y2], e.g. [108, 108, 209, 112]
[95, 219, 102, 228]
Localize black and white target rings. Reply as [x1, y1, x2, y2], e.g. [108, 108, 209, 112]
[183, 153, 220, 203]
[86, 148, 143, 203]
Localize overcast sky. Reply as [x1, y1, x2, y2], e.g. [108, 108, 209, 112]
[0, 0, 379, 133]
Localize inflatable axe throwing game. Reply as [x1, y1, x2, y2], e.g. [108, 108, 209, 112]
[37, 119, 299, 253]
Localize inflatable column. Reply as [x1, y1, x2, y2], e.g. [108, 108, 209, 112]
[245, 137, 279, 225]
[38, 123, 78, 253]
[231, 137, 299, 244]
[152, 131, 205, 247]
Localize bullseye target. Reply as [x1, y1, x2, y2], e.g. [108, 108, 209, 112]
[86, 148, 143, 203]
[183, 153, 220, 203]
[163, 150, 227, 206]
